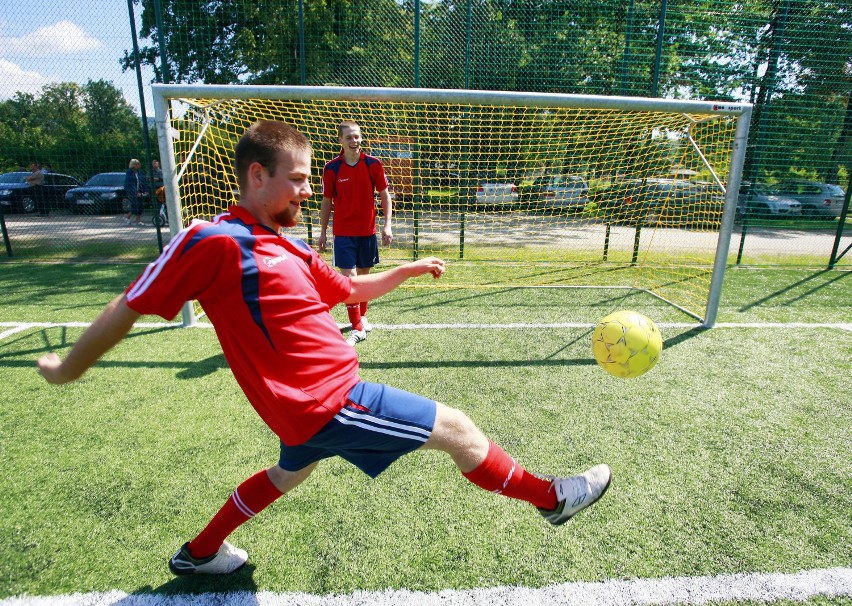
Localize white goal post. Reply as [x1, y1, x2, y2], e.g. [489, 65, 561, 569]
[151, 84, 751, 328]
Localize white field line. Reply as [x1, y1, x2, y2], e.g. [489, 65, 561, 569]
[3, 321, 852, 339]
[1, 567, 850, 606]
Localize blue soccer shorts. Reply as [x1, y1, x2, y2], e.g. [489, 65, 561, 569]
[333, 235, 379, 270]
[278, 381, 437, 478]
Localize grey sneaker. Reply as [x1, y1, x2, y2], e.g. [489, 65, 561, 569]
[169, 541, 248, 575]
[346, 329, 367, 346]
[361, 317, 373, 332]
[538, 464, 612, 525]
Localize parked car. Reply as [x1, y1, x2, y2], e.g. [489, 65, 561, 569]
[599, 178, 724, 226]
[0, 171, 81, 214]
[475, 182, 519, 207]
[522, 174, 589, 210]
[772, 180, 846, 218]
[737, 182, 802, 219]
[65, 172, 128, 214]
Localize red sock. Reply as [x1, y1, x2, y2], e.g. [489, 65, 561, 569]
[462, 442, 557, 510]
[360, 301, 368, 316]
[346, 303, 363, 331]
[187, 470, 282, 559]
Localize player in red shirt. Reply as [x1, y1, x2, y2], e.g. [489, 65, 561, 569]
[319, 120, 393, 345]
[37, 120, 611, 576]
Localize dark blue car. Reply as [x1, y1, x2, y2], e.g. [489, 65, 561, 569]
[0, 171, 81, 214]
[65, 172, 129, 214]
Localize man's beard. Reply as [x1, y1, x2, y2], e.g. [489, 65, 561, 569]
[274, 205, 301, 228]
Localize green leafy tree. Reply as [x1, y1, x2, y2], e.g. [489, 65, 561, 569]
[0, 81, 145, 179]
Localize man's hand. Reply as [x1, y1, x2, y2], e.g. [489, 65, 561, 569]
[381, 225, 393, 247]
[37, 353, 70, 385]
[35, 295, 140, 386]
[408, 256, 445, 280]
[345, 257, 445, 305]
[317, 233, 328, 252]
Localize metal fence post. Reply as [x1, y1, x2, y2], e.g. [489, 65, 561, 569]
[829, 179, 852, 267]
[619, 0, 635, 96]
[735, 0, 789, 265]
[651, 0, 667, 97]
[127, 0, 163, 252]
[153, 0, 171, 84]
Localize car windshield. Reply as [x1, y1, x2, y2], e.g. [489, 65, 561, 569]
[825, 184, 845, 196]
[754, 184, 779, 195]
[85, 174, 124, 187]
[0, 173, 28, 184]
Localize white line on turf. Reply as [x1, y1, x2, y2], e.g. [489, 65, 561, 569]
[4, 321, 851, 338]
[1, 567, 849, 606]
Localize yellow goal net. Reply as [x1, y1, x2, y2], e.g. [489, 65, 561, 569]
[152, 85, 751, 326]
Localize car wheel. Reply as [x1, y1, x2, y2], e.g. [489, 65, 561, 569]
[19, 196, 36, 214]
[800, 205, 819, 217]
[753, 203, 770, 219]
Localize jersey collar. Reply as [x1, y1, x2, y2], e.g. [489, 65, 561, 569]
[227, 204, 290, 236]
[228, 205, 261, 225]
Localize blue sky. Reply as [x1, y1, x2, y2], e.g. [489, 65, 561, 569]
[0, 0, 155, 114]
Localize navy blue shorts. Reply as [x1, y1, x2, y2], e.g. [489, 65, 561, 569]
[333, 235, 379, 269]
[278, 381, 437, 478]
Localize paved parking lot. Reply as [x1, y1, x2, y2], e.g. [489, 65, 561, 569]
[1, 210, 849, 265]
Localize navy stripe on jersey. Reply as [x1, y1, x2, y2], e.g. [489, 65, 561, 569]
[325, 157, 343, 177]
[286, 236, 312, 256]
[180, 218, 275, 349]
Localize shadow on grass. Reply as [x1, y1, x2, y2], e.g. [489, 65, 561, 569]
[361, 357, 599, 370]
[118, 564, 259, 601]
[0, 324, 180, 360]
[3, 325, 707, 376]
[738, 268, 850, 312]
[662, 326, 709, 350]
[177, 353, 228, 378]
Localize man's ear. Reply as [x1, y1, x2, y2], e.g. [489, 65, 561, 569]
[248, 161, 266, 188]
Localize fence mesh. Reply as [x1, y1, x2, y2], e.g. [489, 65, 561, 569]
[0, 0, 848, 267]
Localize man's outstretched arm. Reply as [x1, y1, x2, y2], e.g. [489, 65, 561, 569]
[37, 294, 141, 385]
[345, 257, 445, 304]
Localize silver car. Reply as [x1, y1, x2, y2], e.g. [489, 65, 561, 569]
[773, 180, 846, 218]
[475, 182, 519, 207]
[526, 174, 589, 209]
[737, 182, 802, 219]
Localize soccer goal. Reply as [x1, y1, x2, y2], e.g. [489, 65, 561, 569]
[151, 84, 751, 327]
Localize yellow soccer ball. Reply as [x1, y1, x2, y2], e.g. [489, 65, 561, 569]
[592, 311, 662, 378]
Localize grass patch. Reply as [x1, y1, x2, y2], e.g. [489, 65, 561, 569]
[0, 265, 850, 599]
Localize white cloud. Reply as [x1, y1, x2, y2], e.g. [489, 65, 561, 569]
[0, 59, 57, 100]
[0, 20, 102, 58]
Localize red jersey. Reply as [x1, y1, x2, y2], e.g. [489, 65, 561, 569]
[322, 151, 388, 236]
[124, 206, 361, 445]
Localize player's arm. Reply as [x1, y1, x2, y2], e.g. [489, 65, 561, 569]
[318, 196, 333, 251]
[345, 257, 444, 303]
[378, 188, 393, 246]
[37, 294, 141, 385]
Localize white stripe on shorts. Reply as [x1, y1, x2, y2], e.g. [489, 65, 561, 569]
[335, 407, 431, 443]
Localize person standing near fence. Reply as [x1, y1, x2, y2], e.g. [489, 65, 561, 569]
[151, 159, 164, 190]
[124, 159, 148, 226]
[318, 120, 394, 346]
[26, 162, 47, 216]
[36, 119, 612, 576]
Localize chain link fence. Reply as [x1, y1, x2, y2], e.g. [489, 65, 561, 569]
[0, 0, 849, 266]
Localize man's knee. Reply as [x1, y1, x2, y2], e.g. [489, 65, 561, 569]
[266, 462, 317, 494]
[429, 403, 485, 447]
[426, 403, 489, 472]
